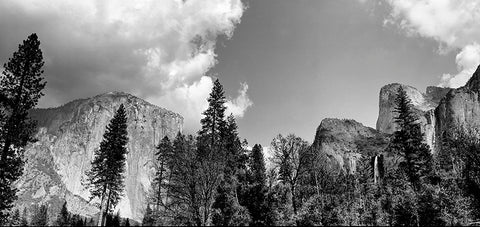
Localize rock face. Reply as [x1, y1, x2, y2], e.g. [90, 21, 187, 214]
[376, 83, 451, 149]
[311, 118, 389, 173]
[435, 65, 480, 152]
[16, 91, 183, 222]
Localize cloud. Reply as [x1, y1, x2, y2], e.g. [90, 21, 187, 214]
[226, 82, 253, 118]
[383, 0, 480, 88]
[0, 0, 251, 131]
[440, 43, 480, 87]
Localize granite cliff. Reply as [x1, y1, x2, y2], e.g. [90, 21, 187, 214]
[16, 91, 183, 222]
[435, 65, 480, 152]
[376, 83, 451, 149]
[375, 65, 480, 154]
[311, 118, 389, 173]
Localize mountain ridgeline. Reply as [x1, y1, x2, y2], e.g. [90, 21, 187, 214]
[10, 63, 480, 225]
[313, 65, 480, 175]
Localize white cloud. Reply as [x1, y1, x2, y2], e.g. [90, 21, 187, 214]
[383, 0, 480, 88]
[226, 82, 253, 118]
[0, 0, 251, 131]
[152, 76, 213, 132]
[440, 43, 480, 87]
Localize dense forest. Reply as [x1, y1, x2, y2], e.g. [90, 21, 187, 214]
[2, 35, 480, 226]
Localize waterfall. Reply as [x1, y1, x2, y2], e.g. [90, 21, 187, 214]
[374, 155, 379, 184]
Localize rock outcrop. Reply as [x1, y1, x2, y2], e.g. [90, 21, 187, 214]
[16, 91, 183, 222]
[435, 65, 480, 152]
[376, 83, 451, 149]
[311, 118, 389, 173]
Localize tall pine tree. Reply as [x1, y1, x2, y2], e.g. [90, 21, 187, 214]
[0, 33, 46, 223]
[152, 136, 173, 212]
[198, 78, 227, 154]
[85, 104, 129, 226]
[212, 114, 250, 226]
[246, 144, 272, 226]
[142, 205, 155, 226]
[196, 79, 229, 225]
[390, 87, 432, 188]
[55, 201, 69, 226]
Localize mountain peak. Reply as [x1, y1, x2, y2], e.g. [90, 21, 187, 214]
[465, 64, 480, 91]
[23, 91, 184, 221]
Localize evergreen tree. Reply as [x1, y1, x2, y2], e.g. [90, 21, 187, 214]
[85, 104, 129, 226]
[198, 78, 227, 153]
[112, 211, 121, 227]
[55, 201, 69, 226]
[196, 79, 230, 225]
[125, 218, 130, 227]
[152, 136, 173, 211]
[212, 115, 250, 226]
[164, 133, 202, 225]
[0, 33, 46, 223]
[142, 205, 154, 226]
[246, 144, 271, 225]
[30, 204, 48, 226]
[390, 87, 432, 188]
[70, 214, 84, 226]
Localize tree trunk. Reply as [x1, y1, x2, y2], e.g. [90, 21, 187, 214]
[291, 184, 297, 215]
[102, 188, 113, 226]
[156, 162, 164, 211]
[97, 186, 107, 226]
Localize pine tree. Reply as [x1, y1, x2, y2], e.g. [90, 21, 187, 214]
[30, 204, 48, 226]
[55, 201, 69, 226]
[112, 211, 120, 227]
[0, 33, 46, 223]
[85, 104, 129, 226]
[196, 79, 229, 225]
[212, 115, 250, 226]
[152, 136, 173, 211]
[125, 218, 130, 227]
[198, 78, 227, 153]
[168, 133, 203, 225]
[246, 144, 271, 225]
[390, 87, 432, 188]
[142, 205, 154, 226]
[250, 144, 267, 186]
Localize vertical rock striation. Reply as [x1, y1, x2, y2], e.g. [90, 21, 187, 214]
[16, 91, 183, 222]
[376, 83, 451, 150]
[435, 65, 480, 152]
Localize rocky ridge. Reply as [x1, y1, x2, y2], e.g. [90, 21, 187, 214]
[311, 118, 389, 173]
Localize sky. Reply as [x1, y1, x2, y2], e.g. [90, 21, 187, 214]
[1, 0, 480, 146]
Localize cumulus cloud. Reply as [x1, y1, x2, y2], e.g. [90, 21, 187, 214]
[440, 43, 480, 87]
[0, 0, 252, 131]
[226, 82, 253, 118]
[383, 0, 480, 88]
